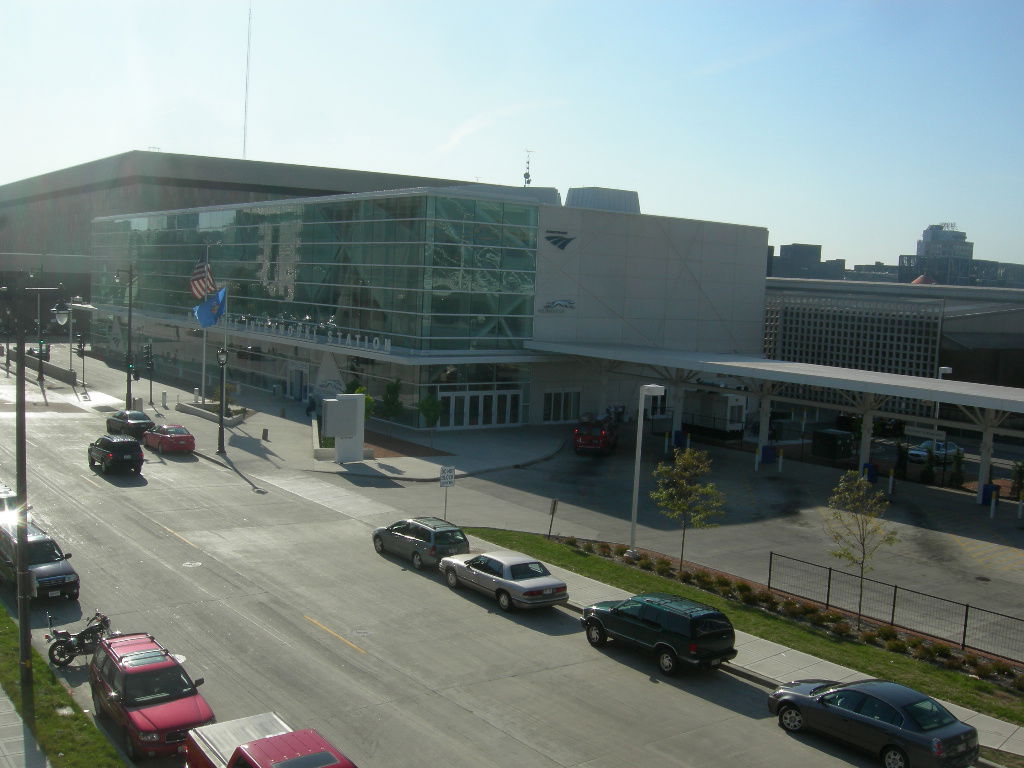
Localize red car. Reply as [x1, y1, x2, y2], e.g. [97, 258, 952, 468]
[142, 424, 195, 454]
[89, 632, 214, 759]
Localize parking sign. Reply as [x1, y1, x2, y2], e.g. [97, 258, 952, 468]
[439, 466, 455, 487]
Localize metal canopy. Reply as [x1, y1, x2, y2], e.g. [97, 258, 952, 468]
[524, 340, 1024, 414]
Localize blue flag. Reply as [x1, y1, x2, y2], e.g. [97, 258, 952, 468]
[193, 287, 226, 328]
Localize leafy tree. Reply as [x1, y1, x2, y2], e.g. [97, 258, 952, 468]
[919, 446, 936, 485]
[378, 378, 403, 421]
[650, 448, 725, 566]
[895, 442, 908, 480]
[1011, 460, 1024, 501]
[825, 470, 898, 627]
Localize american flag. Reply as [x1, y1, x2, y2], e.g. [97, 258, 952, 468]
[189, 255, 217, 299]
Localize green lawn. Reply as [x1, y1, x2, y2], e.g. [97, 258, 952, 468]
[466, 527, 1024, 731]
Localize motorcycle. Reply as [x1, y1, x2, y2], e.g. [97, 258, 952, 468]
[45, 610, 111, 667]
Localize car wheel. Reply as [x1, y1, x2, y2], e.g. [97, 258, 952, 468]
[496, 590, 514, 612]
[445, 568, 460, 589]
[881, 746, 908, 768]
[101, 460, 110, 475]
[411, 552, 423, 570]
[586, 620, 607, 647]
[88, 454, 95, 468]
[91, 687, 105, 720]
[778, 704, 804, 732]
[657, 647, 679, 676]
[157, 442, 164, 455]
[122, 728, 137, 760]
[373, 536, 384, 554]
[131, 464, 142, 475]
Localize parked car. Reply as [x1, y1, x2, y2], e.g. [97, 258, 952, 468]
[580, 592, 737, 675]
[768, 678, 979, 768]
[143, 424, 196, 454]
[907, 440, 961, 464]
[439, 551, 568, 611]
[105, 409, 156, 438]
[373, 517, 470, 570]
[89, 632, 214, 759]
[0, 519, 79, 600]
[88, 435, 144, 474]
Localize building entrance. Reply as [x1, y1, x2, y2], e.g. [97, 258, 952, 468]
[439, 390, 521, 428]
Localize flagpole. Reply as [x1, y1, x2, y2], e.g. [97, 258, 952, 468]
[201, 330, 207, 403]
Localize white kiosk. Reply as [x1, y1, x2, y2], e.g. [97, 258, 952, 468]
[320, 393, 366, 463]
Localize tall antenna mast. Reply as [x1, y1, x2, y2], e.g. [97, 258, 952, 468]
[523, 149, 534, 187]
[242, 1, 253, 159]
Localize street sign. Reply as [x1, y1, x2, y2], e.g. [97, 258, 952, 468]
[440, 466, 455, 487]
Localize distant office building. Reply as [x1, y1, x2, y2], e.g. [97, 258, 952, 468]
[849, 262, 900, 282]
[917, 223, 973, 261]
[769, 243, 845, 279]
[894, 223, 1024, 287]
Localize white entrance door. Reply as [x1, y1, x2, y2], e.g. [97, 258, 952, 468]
[438, 391, 521, 429]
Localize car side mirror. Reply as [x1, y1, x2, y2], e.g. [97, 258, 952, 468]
[109, 691, 121, 702]
[64, 553, 72, 560]
[194, 677, 204, 687]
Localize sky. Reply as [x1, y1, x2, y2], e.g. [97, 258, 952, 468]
[3, 0, 1023, 267]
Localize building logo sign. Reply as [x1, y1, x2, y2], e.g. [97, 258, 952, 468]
[545, 231, 575, 250]
[540, 299, 576, 313]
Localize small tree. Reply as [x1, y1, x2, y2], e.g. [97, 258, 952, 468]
[650, 448, 725, 566]
[825, 470, 898, 627]
[948, 450, 965, 488]
[1011, 460, 1024, 501]
[377, 378, 403, 422]
[418, 391, 442, 428]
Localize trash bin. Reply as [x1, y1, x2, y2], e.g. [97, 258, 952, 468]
[862, 462, 878, 483]
[761, 445, 775, 463]
[981, 483, 1000, 506]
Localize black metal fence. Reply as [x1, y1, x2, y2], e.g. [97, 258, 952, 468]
[768, 552, 1024, 663]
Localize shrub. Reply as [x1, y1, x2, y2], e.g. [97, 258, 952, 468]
[885, 639, 908, 654]
[1013, 674, 1024, 692]
[973, 662, 995, 679]
[876, 626, 898, 641]
[963, 653, 979, 668]
[694, 570, 715, 588]
[654, 558, 673, 576]
[832, 621, 851, 637]
[782, 601, 804, 618]
[735, 582, 753, 596]
[678, 570, 694, 584]
[991, 660, 1013, 676]
[912, 644, 935, 661]
[637, 555, 654, 570]
[801, 604, 820, 620]
[755, 589, 776, 607]
[820, 611, 842, 625]
[581, 541, 595, 553]
[741, 591, 759, 606]
[714, 575, 732, 590]
[614, 545, 628, 558]
[905, 636, 923, 648]
[932, 644, 953, 658]
[860, 630, 879, 645]
[943, 656, 966, 670]
[808, 611, 828, 626]
[598, 542, 612, 557]
[564, 536, 578, 548]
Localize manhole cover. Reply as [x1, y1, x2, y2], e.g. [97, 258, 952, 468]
[975, 576, 991, 582]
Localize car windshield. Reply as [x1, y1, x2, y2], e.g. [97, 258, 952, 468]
[164, 427, 189, 435]
[124, 666, 196, 705]
[125, 411, 148, 420]
[904, 697, 957, 731]
[27, 540, 63, 564]
[508, 561, 551, 580]
[435, 530, 467, 545]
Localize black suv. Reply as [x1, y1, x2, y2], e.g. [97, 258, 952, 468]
[372, 517, 471, 570]
[88, 435, 144, 474]
[581, 592, 737, 675]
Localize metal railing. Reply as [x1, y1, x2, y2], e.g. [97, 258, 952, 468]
[768, 552, 1024, 663]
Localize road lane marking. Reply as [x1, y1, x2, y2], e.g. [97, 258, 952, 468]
[160, 525, 197, 548]
[304, 615, 367, 654]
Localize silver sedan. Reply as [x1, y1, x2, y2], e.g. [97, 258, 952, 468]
[439, 551, 568, 611]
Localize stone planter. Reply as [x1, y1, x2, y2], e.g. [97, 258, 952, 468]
[175, 401, 247, 427]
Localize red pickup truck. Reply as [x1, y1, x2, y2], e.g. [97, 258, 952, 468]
[572, 418, 618, 455]
[185, 712, 357, 768]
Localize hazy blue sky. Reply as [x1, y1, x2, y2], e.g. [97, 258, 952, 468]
[4, 1, 1022, 266]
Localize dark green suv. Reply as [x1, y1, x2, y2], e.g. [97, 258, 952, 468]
[581, 592, 737, 675]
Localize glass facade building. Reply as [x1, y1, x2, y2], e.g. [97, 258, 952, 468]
[90, 187, 543, 428]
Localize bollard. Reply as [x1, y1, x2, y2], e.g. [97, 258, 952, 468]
[193, 387, 200, 403]
[161, 391, 167, 408]
[279, 407, 286, 418]
[777, 448, 783, 472]
[990, 495, 997, 520]
[888, 469, 895, 496]
[262, 427, 269, 441]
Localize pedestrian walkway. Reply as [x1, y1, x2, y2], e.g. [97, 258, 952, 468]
[2, 362, 1023, 764]
[0, 697, 49, 768]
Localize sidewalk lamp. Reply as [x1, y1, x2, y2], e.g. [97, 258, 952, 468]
[114, 265, 136, 408]
[630, 383, 665, 551]
[51, 299, 72, 371]
[216, 347, 228, 454]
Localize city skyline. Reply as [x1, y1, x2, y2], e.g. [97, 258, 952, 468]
[3, 0, 1022, 267]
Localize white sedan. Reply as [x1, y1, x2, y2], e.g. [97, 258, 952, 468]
[439, 551, 569, 611]
[907, 440, 961, 464]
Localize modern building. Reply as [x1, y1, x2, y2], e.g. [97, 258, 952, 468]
[89, 183, 769, 430]
[769, 243, 845, 279]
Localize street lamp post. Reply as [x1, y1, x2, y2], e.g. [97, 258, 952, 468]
[217, 347, 228, 454]
[52, 299, 71, 374]
[0, 285, 36, 728]
[24, 286, 60, 386]
[630, 383, 666, 551]
[115, 265, 136, 408]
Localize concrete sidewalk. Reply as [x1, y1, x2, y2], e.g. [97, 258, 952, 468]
[3, 364, 1023, 764]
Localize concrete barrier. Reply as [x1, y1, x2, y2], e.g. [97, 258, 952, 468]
[175, 401, 247, 427]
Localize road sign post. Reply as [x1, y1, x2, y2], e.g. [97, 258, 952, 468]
[440, 466, 455, 520]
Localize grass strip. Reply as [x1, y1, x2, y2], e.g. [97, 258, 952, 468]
[0, 612, 122, 767]
[466, 527, 1024, 728]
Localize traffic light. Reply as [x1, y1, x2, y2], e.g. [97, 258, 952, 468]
[143, 343, 153, 370]
[75, 334, 85, 358]
[127, 353, 136, 377]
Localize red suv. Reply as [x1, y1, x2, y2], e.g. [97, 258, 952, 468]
[572, 418, 618, 455]
[89, 632, 214, 759]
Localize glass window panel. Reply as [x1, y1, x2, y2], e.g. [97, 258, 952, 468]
[476, 201, 501, 224]
[466, 247, 500, 270]
[502, 226, 537, 249]
[501, 317, 532, 337]
[393, 267, 424, 289]
[472, 223, 501, 247]
[429, 269, 462, 291]
[500, 249, 535, 270]
[431, 292, 468, 314]
[435, 197, 474, 221]
[427, 244, 460, 267]
[502, 204, 536, 227]
[502, 272, 535, 293]
[466, 270, 500, 292]
[395, 219, 424, 242]
[469, 293, 499, 314]
[430, 220, 459, 244]
[498, 294, 530, 315]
